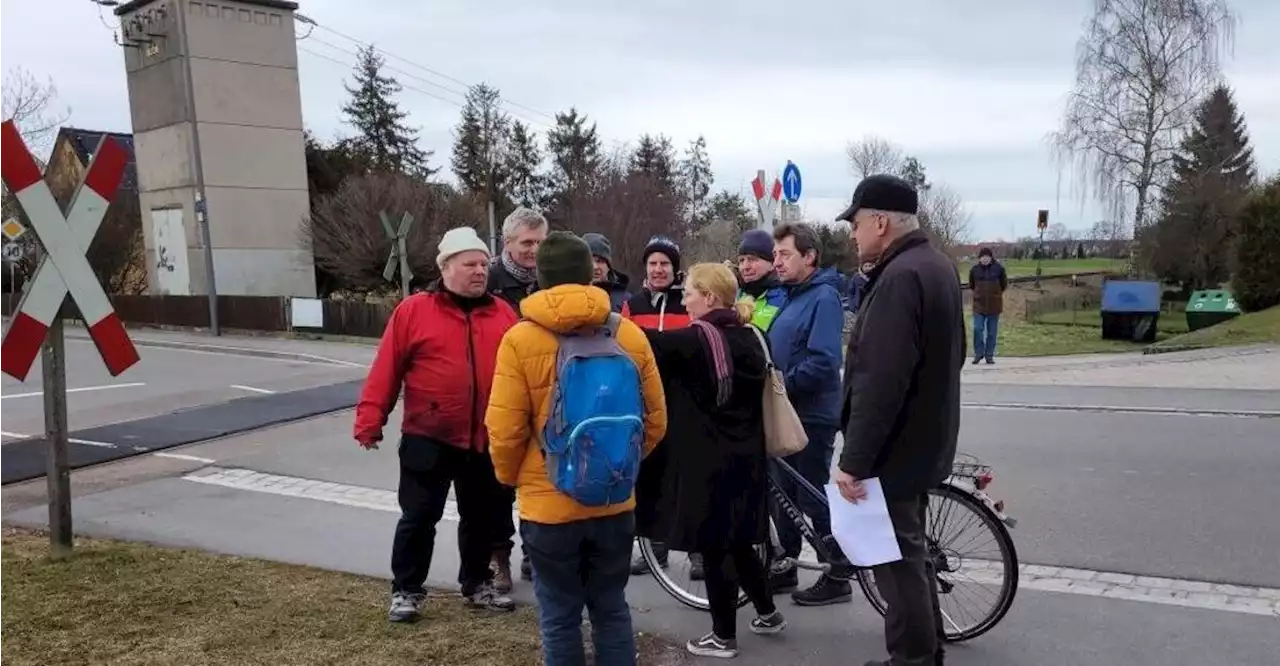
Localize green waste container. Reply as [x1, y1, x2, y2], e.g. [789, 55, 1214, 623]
[1185, 290, 1242, 332]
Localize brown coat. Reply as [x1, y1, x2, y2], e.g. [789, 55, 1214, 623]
[968, 262, 1008, 315]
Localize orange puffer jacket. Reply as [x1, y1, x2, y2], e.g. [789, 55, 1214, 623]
[484, 284, 668, 525]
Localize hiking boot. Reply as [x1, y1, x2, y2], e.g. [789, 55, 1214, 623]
[490, 555, 513, 593]
[465, 581, 516, 612]
[972, 357, 981, 365]
[791, 574, 852, 606]
[689, 552, 705, 581]
[749, 610, 787, 635]
[985, 357, 995, 364]
[520, 555, 533, 581]
[767, 561, 798, 594]
[387, 591, 425, 623]
[686, 632, 738, 659]
[630, 552, 667, 575]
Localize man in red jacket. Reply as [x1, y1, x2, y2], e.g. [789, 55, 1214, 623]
[354, 226, 520, 624]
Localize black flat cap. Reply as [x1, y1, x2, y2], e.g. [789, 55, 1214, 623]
[835, 174, 919, 222]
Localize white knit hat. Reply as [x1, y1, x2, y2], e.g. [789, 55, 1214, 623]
[436, 227, 491, 268]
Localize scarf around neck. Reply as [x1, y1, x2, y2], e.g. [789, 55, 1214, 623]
[689, 308, 740, 407]
[501, 252, 536, 285]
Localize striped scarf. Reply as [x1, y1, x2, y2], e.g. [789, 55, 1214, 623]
[690, 308, 739, 407]
[500, 252, 537, 286]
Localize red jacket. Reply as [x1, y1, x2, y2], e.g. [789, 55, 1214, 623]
[621, 284, 691, 331]
[354, 288, 518, 452]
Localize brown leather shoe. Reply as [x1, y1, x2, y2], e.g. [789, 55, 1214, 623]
[490, 555, 513, 593]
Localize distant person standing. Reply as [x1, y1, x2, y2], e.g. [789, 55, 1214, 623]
[486, 206, 550, 589]
[847, 260, 875, 315]
[967, 247, 1007, 364]
[355, 227, 519, 623]
[834, 173, 962, 666]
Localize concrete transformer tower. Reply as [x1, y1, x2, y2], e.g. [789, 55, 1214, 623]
[115, 0, 316, 297]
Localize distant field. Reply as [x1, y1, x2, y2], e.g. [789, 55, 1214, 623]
[957, 258, 1126, 279]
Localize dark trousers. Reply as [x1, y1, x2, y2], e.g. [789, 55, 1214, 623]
[522, 512, 636, 666]
[703, 544, 776, 640]
[492, 486, 522, 559]
[873, 492, 945, 665]
[391, 437, 500, 596]
[770, 424, 846, 563]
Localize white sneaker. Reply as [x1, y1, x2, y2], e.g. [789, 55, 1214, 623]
[388, 591, 425, 623]
[465, 581, 516, 612]
[686, 632, 738, 658]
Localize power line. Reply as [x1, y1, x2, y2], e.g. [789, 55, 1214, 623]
[298, 47, 470, 111]
[295, 14, 634, 152]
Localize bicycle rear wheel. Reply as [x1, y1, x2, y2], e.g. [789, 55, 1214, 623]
[856, 484, 1019, 643]
[638, 537, 767, 611]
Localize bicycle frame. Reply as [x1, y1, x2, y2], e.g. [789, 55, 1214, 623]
[766, 457, 859, 579]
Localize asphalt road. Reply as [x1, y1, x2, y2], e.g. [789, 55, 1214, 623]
[949, 405, 1280, 588]
[0, 329, 371, 439]
[5, 401, 1276, 666]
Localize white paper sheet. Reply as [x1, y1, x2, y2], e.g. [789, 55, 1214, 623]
[825, 478, 903, 567]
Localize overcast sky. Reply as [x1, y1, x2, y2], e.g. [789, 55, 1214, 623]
[3, 0, 1277, 241]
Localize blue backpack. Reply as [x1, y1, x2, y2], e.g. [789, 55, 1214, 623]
[542, 313, 646, 507]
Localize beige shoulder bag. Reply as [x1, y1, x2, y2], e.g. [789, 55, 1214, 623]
[747, 325, 809, 458]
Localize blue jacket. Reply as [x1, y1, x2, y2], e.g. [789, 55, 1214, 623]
[846, 272, 869, 313]
[768, 266, 845, 428]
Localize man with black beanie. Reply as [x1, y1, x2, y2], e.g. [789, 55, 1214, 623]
[736, 229, 787, 332]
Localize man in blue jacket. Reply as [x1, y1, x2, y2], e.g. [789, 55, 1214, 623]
[767, 222, 851, 606]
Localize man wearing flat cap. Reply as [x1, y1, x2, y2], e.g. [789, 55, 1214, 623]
[833, 174, 964, 666]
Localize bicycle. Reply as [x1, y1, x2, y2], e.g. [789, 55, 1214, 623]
[637, 452, 1020, 643]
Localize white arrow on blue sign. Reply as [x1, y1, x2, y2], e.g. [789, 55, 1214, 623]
[782, 161, 802, 203]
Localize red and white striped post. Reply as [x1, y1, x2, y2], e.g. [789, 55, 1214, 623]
[1, 118, 139, 555]
[1, 120, 139, 380]
[750, 169, 782, 230]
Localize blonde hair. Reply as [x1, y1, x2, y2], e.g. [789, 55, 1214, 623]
[686, 262, 755, 324]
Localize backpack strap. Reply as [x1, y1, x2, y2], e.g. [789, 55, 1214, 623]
[602, 312, 622, 337]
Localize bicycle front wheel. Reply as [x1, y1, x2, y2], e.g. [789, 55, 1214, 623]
[856, 484, 1019, 643]
[638, 537, 765, 612]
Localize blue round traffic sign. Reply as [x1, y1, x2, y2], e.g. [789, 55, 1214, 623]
[782, 161, 802, 203]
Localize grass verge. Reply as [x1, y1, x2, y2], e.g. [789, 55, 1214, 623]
[1034, 308, 1191, 335]
[1, 528, 685, 666]
[1146, 306, 1280, 352]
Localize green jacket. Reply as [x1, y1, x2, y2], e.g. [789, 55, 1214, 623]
[738, 282, 786, 332]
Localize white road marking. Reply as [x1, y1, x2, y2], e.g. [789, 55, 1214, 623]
[230, 384, 276, 395]
[153, 452, 217, 464]
[183, 466, 1279, 617]
[70, 438, 116, 448]
[963, 402, 1280, 419]
[0, 429, 212, 463]
[1, 382, 145, 400]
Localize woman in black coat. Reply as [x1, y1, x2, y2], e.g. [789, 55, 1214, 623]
[643, 262, 785, 659]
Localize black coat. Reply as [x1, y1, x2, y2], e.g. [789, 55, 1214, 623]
[839, 230, 965, 500]
[635, 324, 770, 551]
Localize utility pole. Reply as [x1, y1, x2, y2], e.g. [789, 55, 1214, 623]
[484, 102, 498, 256]
[175, 2, 220, 335]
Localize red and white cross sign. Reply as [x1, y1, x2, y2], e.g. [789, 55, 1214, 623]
[751, 171, 783, 229]
[1, 120, 140, 381]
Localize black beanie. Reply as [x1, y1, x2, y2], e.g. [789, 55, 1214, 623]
[536, 231, 595, 289]
[582, 232, 613, 266]
[643, 235, 682, 272]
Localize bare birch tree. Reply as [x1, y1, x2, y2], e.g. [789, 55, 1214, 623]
[2, 67, 70, 161]
[919, 184, 973, 249]
[845, 135, 905, 178]
[1050, 0, 1234, 235]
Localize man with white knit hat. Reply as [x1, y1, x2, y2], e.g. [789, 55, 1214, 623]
[355, 226, 521, 623]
